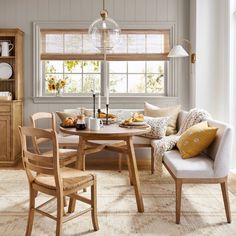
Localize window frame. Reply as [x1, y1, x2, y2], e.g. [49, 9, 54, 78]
[33, 21, 177, 103]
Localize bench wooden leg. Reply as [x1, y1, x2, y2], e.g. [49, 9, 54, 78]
[175, 179, 182, 224]
[151, 146, 155, 174]
[221, 180, 231, 223]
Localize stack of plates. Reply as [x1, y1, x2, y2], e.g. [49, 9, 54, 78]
[0, 91, 12, 101]
[0, 63, 13, 79]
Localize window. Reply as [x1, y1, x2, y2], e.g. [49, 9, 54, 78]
[109, 61, 165, 94]
[44, 60, 101, 95]
[36, 27, 171, 97]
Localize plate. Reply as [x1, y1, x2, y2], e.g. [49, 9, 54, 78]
[119, 124, 149, 129]
[60, 123, 75, 128]
[128, 121, 146, 126]
[100, 118, 117, 124]
[0, 63, 13, 79]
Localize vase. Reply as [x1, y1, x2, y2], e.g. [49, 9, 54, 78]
[55, 89, 62, 96]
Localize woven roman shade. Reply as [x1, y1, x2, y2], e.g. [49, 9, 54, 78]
[40, 29, 170, 61]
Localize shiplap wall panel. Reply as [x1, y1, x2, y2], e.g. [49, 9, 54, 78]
[70, 0, 80, 20]
[125, 0, 136, 21]
[37, 0, 49, 21]
[59, 0, 71, 20]
[157, 0, 168, 21]
[146, 0, 157, 22]
[113, 0, 125, 21]
[49, 0, 61, 20]
[168, 0, 178, 21]
[136, 0, 146, 21]
[105, 0, 115, 20]
[0, 0, 190, 125]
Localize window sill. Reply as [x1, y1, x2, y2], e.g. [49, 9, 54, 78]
[33, 96, 179, 105]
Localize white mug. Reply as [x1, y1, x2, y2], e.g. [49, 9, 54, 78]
[90, 118, 103, 131]
[84, 117, 91, 129]
[1, 42, 14, 56]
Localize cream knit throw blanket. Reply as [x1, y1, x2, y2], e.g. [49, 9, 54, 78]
[151, 108, 211, 177]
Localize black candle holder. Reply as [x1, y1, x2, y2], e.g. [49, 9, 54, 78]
[106, 104, 109, 125]
[93, 93, 96, 118]
[97, 108, 101, 118]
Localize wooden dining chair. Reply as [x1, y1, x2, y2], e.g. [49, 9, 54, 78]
[19, 126, 99, 235]
[30, 112, 79, 149]
[30, 112, 79, 167]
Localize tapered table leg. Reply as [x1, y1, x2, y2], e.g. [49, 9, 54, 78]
[68, 137, 86, 213]
[126, 136, 144, 212]
[76, 137, 86, 170]
[126, 154, 133, 186]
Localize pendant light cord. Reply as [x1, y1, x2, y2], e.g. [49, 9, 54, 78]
[103, 0, 105, 10]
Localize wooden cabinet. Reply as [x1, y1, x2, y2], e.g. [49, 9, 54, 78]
[0, 29, 24, 166]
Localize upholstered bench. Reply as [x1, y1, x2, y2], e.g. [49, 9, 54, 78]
[163, 111, 233, 224]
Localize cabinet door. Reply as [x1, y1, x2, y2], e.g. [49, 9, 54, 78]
[0, 116, 10, 160]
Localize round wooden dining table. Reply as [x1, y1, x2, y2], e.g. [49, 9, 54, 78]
[60, 123, 151, 213]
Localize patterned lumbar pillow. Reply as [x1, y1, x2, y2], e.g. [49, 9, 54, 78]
[177, 121, 218, 159]
[144, 102, 181, 136]
[142, 116, 169, 139]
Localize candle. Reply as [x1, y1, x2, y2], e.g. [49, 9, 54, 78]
[98, 94, 101, 109]
[106, 86, 109, 104]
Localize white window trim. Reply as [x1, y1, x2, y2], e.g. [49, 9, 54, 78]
[33, 21, 178, 104]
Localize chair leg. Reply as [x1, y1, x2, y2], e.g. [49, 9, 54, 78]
[221, 181, 231, 223]
[68, 197, 76, 213]
[91, 178, 99, 231]
[56, 195, 64, 236]
[175, 179, 182, 224]
[118, 153, 122, 173]
[26, 186, 35, 236]
[82, 154, 86, 171]
[63, 196, 67, 207]
[126, 154, 133, 186]
[151, 146, 155, 174]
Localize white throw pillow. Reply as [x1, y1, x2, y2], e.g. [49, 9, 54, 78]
[141, 116, 169, 139]
[144, 102, 181, 135]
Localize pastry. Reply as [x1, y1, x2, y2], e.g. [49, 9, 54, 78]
[98, 112, 116, 119]
[133, 113, 144, 122]
[62, 117, 75, 127]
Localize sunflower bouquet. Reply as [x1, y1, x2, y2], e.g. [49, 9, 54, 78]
[47, 76, 66, 95]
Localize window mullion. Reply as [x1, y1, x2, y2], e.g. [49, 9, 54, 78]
[126, 61, 128, 93]
[101, 60, 106, 96]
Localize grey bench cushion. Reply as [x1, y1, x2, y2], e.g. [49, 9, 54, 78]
[163, 150, 214, 178]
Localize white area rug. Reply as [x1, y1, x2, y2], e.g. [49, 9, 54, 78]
[0, 169, 236, 235]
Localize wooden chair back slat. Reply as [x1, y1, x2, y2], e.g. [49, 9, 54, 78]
[25, 150, 53, 166]
[26, 161, 54, 175]
[19, 126, 61, 187]
[30, 112, 57, 153]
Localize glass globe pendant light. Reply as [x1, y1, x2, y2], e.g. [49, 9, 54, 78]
[88, 0, 120, 52]
[88, 0, 120, 125]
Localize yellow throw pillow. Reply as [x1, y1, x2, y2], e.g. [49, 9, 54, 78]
[144, 102, 181, 135]
[177, 121, 218, 159]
